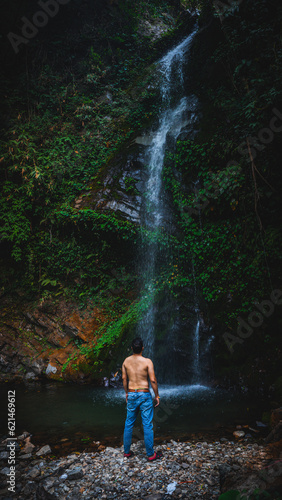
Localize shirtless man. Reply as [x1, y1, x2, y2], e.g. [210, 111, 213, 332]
[122, 337, 162, 461]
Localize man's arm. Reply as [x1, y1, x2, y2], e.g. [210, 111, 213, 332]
[122, 362, 128, 403]
[148, 360, 160, 407]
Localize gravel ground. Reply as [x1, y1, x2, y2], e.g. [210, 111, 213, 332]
[1, 435, 277, 499]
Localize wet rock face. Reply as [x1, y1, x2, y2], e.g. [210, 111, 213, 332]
[79, 152, 146, 224]
[0, 296, 113, 383]
[74, 96, 199, 226]
[138, 19, 172, 42]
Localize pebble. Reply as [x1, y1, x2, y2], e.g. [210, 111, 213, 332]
[233, 431, 245, 438]
[36, 445, 51, 456]
[19, 453, 32, 460]
[67, 466, 84, 480]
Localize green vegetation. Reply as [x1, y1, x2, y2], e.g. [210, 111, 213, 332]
[0, 0, 182, 301]
[163, 136, 282, 324]
[0, 0, 189, 379]
[160, 0, 282, 324]
[61, 289, 154, 373]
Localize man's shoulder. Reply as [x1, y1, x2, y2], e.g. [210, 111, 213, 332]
[123, 355, 153, 365]
[123, 355, 133, 365]
[142, 356, 153, 365]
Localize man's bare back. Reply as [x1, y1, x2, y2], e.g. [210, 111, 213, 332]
[123, 355, 152, 390]
[122, 349, 159, 405]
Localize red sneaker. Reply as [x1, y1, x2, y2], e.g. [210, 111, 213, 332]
[148, 451, 163, 462]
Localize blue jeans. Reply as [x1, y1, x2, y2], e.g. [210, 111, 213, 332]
[123, 391, 154, 457]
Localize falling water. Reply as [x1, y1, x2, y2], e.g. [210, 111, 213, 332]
[191, 260, 201, 383]
[138, 28, 198, 364]
[192, 319, 201, 382]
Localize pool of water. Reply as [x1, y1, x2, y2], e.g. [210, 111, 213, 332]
[0, 382, 268, 448]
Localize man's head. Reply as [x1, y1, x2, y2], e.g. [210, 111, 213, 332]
[131, 337, 143, 354]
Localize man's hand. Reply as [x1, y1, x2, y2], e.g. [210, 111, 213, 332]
[154, 396, 160, 407]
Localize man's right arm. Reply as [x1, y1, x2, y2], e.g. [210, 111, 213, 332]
[148, 360, 160, 407]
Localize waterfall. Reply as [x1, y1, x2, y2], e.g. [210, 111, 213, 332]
[137, 27, 199, 370]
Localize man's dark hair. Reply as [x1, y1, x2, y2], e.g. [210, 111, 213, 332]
[131, 337, 143, 354]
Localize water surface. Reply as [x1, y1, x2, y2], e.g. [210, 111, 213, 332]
[0, 383, 268, 446]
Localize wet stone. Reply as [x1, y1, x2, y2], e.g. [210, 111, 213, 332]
[26, 467, 40, 479]
[19, 453, 32, 460]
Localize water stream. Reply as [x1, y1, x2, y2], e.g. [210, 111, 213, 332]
[138, 28, 203, 383]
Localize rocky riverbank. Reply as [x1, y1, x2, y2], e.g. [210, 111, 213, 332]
[1, 434, 281, 499]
